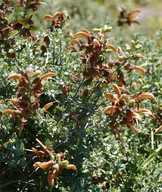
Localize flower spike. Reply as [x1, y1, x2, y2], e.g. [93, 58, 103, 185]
[40, 72, 55, 80]
[8, 74, 22, 80]
[134, 66, 145, 76]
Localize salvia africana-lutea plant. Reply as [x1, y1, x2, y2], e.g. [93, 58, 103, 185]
[0, 0, 161, 191]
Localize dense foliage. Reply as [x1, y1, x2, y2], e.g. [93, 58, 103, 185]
[0, 0, 161, 191]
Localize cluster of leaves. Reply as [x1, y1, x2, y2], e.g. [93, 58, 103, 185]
[0, 0, 161, 191]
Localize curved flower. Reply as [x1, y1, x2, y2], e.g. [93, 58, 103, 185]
[32, 139, 77, 188]
[33, 160, 56, 170]
[40, 72, 55, 80]
[104, 84, 155, 133]
[137, 92, 155, 102]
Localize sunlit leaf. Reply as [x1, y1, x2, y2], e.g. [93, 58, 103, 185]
[142, 145, 162, 168]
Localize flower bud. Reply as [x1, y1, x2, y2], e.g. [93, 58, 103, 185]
[105, 49, 112, 53]
[121, 94, 128, 100]
[154, 82, 159, 89]
[93, 28, 102, 33]
[138, 79, 143, 85]
[102, 25, 112, 32]
[125, 44, 131, 51]
[148, 57, 152, 61]
[129, 55, 134, 60]
[129, 99, 135, 106]
[135, 44, 142, 50]
[59, 160, 69, 168]
[131, 40, 136, 45]
[142, 85, 149, 90]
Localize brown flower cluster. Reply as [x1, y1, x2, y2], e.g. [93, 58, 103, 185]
[104, 83, 155, 137]
[70, 29, 107, 65]
[69, 28, 119, 85]
[0, 1, 14, 49]
[43, 10, 69, 30]
[32, 139, 77, 188]
[92, 175, 107, 189]
[0, 0, 39, 54]
[69, 28, 145, 89]
[117, 7, 141, 26]
[17, 0, 41, 11]
[2, 67, 55, 136]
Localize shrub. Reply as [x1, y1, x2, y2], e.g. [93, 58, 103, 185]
[0, 0, 161, 191]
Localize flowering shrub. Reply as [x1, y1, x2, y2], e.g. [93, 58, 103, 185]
[0, 0, 161, 191]
[2, 67, 55, 136]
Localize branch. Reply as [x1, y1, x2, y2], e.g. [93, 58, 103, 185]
[0, 180, 35, 190]
[56, 77, 85, 125]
